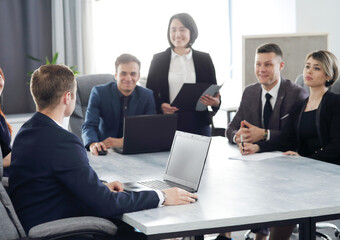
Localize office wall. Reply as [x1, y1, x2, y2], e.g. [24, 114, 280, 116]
[242, 33, 328, 89]
[228, 0, 296, 105]
[296, 0, 340, 59]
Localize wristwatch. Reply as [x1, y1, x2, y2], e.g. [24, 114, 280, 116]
[263, 129, 268, 140]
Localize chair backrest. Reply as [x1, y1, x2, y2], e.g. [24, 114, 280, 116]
[295, 74, 340, 94]
[0, 148, 27, 239]
[69, 74, 115, 141]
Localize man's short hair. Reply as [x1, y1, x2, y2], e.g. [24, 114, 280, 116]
[115, 54, 141, 73]
[256, 43, 283, 58]
[30, 64, 75, 110]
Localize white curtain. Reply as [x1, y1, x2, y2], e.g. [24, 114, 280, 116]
[51, 0, 95, 75]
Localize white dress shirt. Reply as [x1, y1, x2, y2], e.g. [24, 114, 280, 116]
[232, 78, 281, 143]
[168, 49, 196, 103]
[261, 78, 281, 140]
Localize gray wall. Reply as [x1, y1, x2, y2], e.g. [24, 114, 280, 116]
[242, 33, 328, 89]
[296, 0, 340, 60]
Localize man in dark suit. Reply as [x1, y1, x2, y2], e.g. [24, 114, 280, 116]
[226, 43, 308, 147]
[9, 64, 197, 237]
[82, 53, 156, 155]
[221, 44, 308, 240]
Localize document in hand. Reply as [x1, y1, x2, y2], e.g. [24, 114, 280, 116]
[171, 83, 223, 111]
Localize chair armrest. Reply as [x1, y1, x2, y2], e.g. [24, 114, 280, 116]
[28, 216, 117, 239]
[2, 176, 9, 187]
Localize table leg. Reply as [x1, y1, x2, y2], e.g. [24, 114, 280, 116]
[299, 218, 316, 240]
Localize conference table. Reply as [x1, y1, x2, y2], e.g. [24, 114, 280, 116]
[88, 136, 340, 240]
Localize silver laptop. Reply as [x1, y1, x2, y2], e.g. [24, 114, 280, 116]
[123, 131, 211, 193]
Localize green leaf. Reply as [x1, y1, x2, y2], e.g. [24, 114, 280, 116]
[45, 56, 51, 65]
[52, 52, 59, 64]
[26, 54, 42, 62]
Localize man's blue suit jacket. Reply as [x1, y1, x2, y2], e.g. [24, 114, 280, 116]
[82, 82, 156, 148]
[9, 112, 159, 233]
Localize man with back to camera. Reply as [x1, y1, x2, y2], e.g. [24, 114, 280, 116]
[218, 43, 309, 240]
[82, 53, 156, 155]
[9, 64, 197, 239]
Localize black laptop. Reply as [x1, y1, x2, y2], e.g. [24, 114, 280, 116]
[113, 114, 178, 154]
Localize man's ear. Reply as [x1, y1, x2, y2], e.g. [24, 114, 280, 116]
[279, 61, 285, 71]
[64, 91, 71, 105]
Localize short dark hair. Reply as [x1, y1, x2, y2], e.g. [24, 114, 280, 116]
[115, 54, 141, 73]
[167, 13, 198, 48]
[305, 50, 339, 87]
[256, 43, 283, 58]
[30, 64, 75, 110]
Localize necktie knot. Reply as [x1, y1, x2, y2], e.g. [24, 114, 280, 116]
[265, 93, 272, 101]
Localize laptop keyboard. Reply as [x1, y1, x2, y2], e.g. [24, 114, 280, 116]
[138, 180, 173, 190]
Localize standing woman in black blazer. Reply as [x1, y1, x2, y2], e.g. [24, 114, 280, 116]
[243, 50, 340, 165]
[146, 13, 221, 136]
[0, 68, 13, 176]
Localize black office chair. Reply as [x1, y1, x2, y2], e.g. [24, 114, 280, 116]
[69, 73, 115, 142]
[0, 148, 117, 240]
[244, 225, 340, 240]
[211, 107, 237, 137]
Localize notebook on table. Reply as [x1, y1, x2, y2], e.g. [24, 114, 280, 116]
[123, 131, 212, 193]
[113, 114, 177, 154]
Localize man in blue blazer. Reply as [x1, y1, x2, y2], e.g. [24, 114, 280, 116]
[82, 54, 156, 155]
[222, 44, 308, 240]
[9, 64, 197, 237]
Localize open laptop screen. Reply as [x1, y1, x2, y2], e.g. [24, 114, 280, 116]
[164, 131, 211, 191]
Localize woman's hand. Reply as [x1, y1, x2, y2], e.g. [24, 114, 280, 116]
[200, 92, 220, 107]
[161, 103, 179, 114]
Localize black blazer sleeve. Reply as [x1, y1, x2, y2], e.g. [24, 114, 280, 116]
[310, 92, 340, 164]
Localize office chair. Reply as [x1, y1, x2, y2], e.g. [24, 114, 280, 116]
[244, 225, 340, 240]
[69, 74, 115, 141]
[0, 148, 117, 240]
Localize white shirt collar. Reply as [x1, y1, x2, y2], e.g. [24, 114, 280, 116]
[52, 118, 64, 128]
[171, 48, 192, 60]
[261, 77, 281, 99]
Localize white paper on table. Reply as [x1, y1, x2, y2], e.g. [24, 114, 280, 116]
[228, 151, 284, 161]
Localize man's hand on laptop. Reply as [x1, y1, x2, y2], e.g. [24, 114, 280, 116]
[162, 188, 198, 205]
[102, 137, 123, 148]
[89, 142, 107, 156]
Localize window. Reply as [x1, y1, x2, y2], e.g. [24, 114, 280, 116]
[92, 0, 230, 85]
